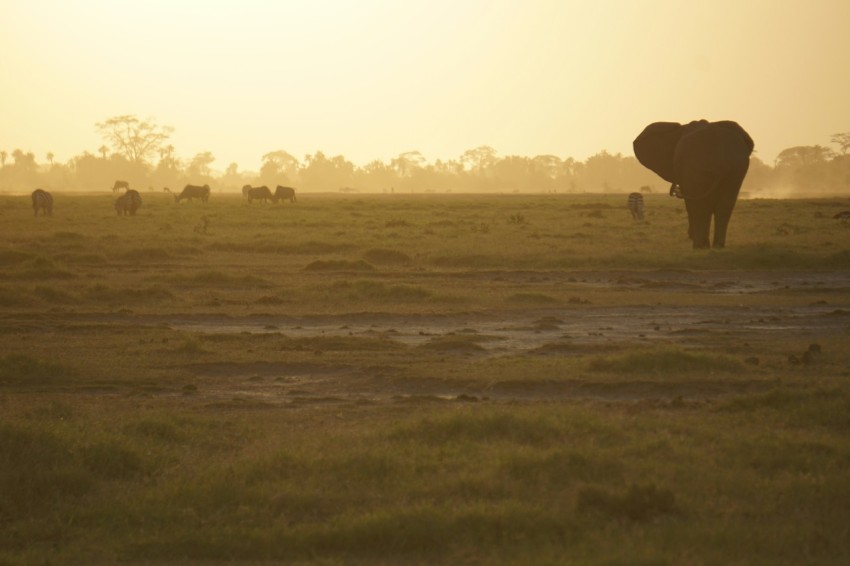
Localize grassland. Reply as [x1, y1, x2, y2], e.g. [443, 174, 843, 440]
[1, 191, 850, 564]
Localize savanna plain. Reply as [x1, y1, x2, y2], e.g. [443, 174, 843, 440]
[2, 191, 850, 564]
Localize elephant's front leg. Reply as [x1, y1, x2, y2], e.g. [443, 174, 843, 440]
[684, 198, 712, 248]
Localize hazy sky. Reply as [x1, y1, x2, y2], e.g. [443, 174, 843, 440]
[2, 0, 849, 171]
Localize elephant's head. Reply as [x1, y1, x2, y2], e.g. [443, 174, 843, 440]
[633, 120, 754, 248]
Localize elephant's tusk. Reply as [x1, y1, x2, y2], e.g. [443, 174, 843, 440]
[669, 184, 684, 198]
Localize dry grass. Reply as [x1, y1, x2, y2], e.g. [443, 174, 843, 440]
[0, 192, 849, 563]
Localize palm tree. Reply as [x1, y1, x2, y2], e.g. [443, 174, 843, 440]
[0, 150, 7, 167]
[46, 152, 54, 167]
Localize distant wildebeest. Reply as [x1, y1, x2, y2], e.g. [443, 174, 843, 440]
[247, 185, 273, 203]
[627, 192, 645, 220]
[31, 189, 53, 216]
[165, 184, 211, 203]
[115, 189, 142, 216]
[241, 185, 252, 200]
[833, 210, 850, 221]
[274, 185, 297, 203]
[112, 180, 130, 193]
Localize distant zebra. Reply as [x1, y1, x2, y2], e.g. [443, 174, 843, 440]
[274, 185, 297, 203]
[112, 180, 130, 193]
[627, 192, 645, 220]
[247, 185, 273, 203]
[115, 189, 142, 216]
[166, 184, 211, 203]
[31, 189, 53, 216]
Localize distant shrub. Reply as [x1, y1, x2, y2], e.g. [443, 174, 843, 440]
[0, 353, 74, 385]
[588, 348, 743, 375]
[362, 248, 412, 265]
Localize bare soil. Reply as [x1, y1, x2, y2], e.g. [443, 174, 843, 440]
[49, 269, 847, 407]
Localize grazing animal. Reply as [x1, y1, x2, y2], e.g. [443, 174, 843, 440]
[31, 189, 53, 216]
[833, 211, 850, 221]
[114, 189, 142, 216]
[627, 192, 645, 220]
[112, 180, 130, 193]
[167, 184, 211, 203]
[247, 185, 273, 203]
[633, 120, 754, 248]
[241, 185, 252, 199]
[274, 185, 297, 203]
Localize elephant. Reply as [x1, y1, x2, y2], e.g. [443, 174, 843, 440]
[633, 120, 754, 248]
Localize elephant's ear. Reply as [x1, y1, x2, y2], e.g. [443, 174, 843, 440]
[713, 121, 755, 155]
[633, 122, 682, 183]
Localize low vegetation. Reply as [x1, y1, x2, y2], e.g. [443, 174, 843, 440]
[0, 192, 848, 563]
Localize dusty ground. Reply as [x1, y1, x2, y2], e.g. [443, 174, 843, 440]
[27, 269, 844, 408]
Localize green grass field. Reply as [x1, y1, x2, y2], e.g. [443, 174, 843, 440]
[1, 191, 850, 564]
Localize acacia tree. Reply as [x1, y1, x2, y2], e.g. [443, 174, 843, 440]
[831, 133, 850, 155]
[96, 115, 174, 164]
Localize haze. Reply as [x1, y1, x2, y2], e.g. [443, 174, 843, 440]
[2, 0, 849, 170]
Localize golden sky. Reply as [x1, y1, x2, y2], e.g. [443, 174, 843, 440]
[2, 0, 849, 170]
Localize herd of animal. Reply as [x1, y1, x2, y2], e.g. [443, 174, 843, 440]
[26, 180, 850, 232]
[29, 181, 299, 217]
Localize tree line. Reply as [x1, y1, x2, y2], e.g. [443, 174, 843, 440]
[1, 116, 848, 197]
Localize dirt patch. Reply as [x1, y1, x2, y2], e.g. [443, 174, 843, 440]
[166, 304, 848, 356]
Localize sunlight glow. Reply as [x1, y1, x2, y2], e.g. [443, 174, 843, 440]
[1, 0, 849, 170]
